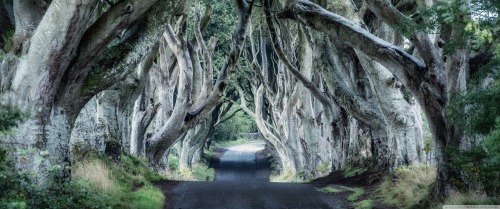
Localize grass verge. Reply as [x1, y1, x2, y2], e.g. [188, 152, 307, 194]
[354, 199, 374, 209]
[131, 186, 165, 209]
[192, 163, 215, 181]
[71, 153, 166, 209]
[377, 164, 436, 209]
[316, 186, 342, 193]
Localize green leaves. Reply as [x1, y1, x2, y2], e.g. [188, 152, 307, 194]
[213, 106, 256, 142]
[446, 71, 500, 135]
[0, 106, 28, 133]
[445, 70, 500, 196]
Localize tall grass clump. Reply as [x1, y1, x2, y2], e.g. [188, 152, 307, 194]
[377, 164, 436, 208]
[73, 160, 116, 192]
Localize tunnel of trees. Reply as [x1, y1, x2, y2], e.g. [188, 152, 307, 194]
[0, 0, 499, 207]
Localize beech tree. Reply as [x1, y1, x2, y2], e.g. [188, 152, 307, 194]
[229, 0, 424, 180]
[266, 0, 496, 198]
[0, 0, 187, 186]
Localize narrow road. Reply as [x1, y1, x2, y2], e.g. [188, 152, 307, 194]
[157, 142, 348, 209]
[215, 142, 270, 182]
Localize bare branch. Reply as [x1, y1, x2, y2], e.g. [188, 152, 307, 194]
[183, 0, 254, 126]
[364, 0, 445, 91]
[263, 0, 332, 108]
[279, 0, 446, 110]
[70, 0, 159, 74]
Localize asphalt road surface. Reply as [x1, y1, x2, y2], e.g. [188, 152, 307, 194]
[215, 142, 270, 182]
[158, 143, 348, 209]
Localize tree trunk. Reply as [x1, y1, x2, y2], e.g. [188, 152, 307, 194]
[8, 105, 75, 186]
[70, 97, 106, 154]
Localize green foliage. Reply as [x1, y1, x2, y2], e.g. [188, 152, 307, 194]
[0, 145, 166, 209]
[447, 145, 500, 196]
[201, 0, 238, 69]
[447, 70, 500, 135]
[423, 139, 433, 154]
[446, 67, 500, 196]
[316, 186, 342, 193]
[167, 154, 180, 172]
[71, 153, 166, 209]
[1, 30, 14, 52]
[119, 154, 166, 184]
[0, 106, 29, 208]
[213, 106, 256, 142]
[395, 0, 499, 56]
[0, 106, 28, 132]
[165, 147, 215, 181]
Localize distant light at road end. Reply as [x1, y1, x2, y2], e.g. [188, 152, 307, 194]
[227, 143, 265, 152]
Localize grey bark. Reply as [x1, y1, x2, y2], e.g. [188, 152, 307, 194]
[1, 0, 185, 186]
[145, 0, 254, 166]
[278, 0, 473, 198]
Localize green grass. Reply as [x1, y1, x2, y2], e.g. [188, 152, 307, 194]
[377, 164, 436, 209]
[164, 150, 215, 181]
[343, 167, 367, 178]
[354, 199, 374, 209]
[340, 186, 364, 202]
[192, 163, 215, 181]
[71, 153, 167, 209]
[348, 188, 365, 202]
[131, 186, 165, 209]
[316, 186, 342, 193]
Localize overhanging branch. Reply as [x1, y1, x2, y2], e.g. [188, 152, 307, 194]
[280, 0, 427, 98]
